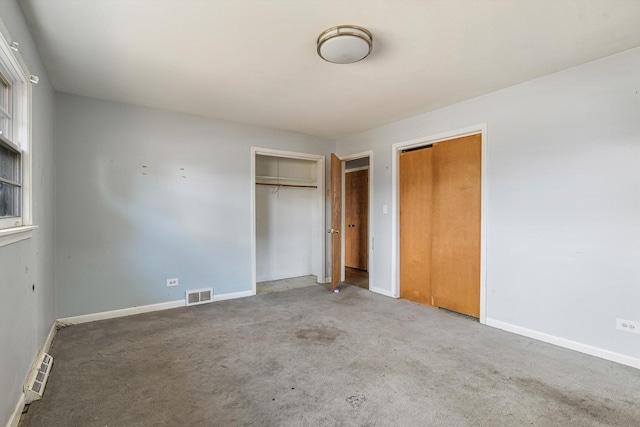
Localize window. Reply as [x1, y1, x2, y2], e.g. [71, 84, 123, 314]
[1, 69, 21, 227]
[0, 19, 35, 243]
[0, 72, 10, 136]
[1, 134, 21, 223]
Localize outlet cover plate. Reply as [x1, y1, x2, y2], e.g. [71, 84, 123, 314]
[616, 318, 640, 334]
[167, 278, 179, 287]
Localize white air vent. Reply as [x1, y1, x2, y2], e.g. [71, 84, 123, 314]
[24, 352, 53, 404]
[186, 288, 213, 306]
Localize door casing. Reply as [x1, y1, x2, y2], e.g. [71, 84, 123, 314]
[339, 151, 374, 287]
[391, 124, 488, 324]
[330, 154, 342, 291]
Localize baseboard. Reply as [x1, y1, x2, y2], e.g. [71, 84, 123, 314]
[43, 322, 57, 353]
[213, 290, 254, 301]
[369, 286, 396, 298]
[5, 392, 25, 427]
[56, 290, 257, 326]
[323, 276, 331, 284]
[486, 318, 640, 370]
[56, 300, 186, 326]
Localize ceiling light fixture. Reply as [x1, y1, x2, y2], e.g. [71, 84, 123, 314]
[317, 25, 373, 64]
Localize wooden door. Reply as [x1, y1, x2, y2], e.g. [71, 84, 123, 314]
[330, 154, 342, 291]
[431, 135, 481, 317]
[399, 134, 481, 318]
[345, 169, 368, 270]
[399, 147, 433, 305]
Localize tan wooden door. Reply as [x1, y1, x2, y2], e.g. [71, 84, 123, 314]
[399, 134, 481, 318]
[431, 135, 481, 317]
[399, 147, 433, 305]
[345, 169, 368, 270]
[330, 154, 342, 291]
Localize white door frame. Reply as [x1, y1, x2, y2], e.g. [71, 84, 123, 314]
[390, 124, 488, 324]
[250, 147, 326, 295]
[339, 151, 374, 290]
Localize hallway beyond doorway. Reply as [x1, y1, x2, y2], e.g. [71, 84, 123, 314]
[344, 267, 368, 290]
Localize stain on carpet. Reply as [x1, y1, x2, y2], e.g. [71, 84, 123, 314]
[515, 377, 615, 423]
[295, 326, 344, 344]
[346, 394, 366, 408]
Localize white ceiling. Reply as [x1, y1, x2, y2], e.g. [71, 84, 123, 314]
[19, 0, 640, 139]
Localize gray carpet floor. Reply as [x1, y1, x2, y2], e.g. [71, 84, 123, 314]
[20, 285, 640, 426]
[256, 275, 317, 294]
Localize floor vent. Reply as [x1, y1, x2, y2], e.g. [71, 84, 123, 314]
[186, 288, 214, 306]
[24, 352, 53, 404]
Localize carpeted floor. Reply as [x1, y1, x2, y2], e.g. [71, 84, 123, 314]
[256, 275, 318, 294]
[20, 285, 640, 426]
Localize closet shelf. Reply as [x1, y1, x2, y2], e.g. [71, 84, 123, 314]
[255, 175, 316, 183]
[256, 182, 317, 189]
[255, 175, 317, 189]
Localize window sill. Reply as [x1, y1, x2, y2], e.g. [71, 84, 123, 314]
[0, 225, 38, 248]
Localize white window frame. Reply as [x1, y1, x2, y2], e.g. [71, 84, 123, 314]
[0, 71, 11, 135]
[0, 19, 36, 247]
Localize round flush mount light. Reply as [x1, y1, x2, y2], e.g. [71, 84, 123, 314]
[317, 25, 373, 64]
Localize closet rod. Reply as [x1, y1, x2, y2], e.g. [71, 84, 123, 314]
[255, 182, 317, 189]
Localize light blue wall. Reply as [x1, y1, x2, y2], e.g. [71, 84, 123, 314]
[0, 1, 56, 424]
[54, 94, 334, 318]
[336, 47, 640, 361]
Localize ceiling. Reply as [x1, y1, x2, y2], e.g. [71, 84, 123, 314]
[19, 0, 640, 139]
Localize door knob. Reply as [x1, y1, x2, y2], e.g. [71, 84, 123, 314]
[327, 228, 340, 234]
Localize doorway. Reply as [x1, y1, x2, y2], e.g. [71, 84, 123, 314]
[391, 124, 487, 323]
[344, 159, 369, 289]
[338, 153, 373, 290]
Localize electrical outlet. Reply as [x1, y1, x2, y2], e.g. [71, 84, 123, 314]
[616, 318, 640, 334]
[167, 278, 179, 287]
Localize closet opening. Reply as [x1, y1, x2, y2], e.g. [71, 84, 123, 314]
[251, 148, 325, 295]
[400, 143, 434, 153]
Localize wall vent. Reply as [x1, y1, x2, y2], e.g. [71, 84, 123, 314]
[24, 352, 53, 404]
[186, 288, 214, 306]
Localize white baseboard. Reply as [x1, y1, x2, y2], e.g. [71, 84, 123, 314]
[5, 393, 25, 427]
[56, 300, 186, 326]
[369, 286, 396, 298]
[213, 290, 254, 302]
[486, 318, 640, 370]
[56, 290, 257, 326]
[43, 322, 57, 353]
